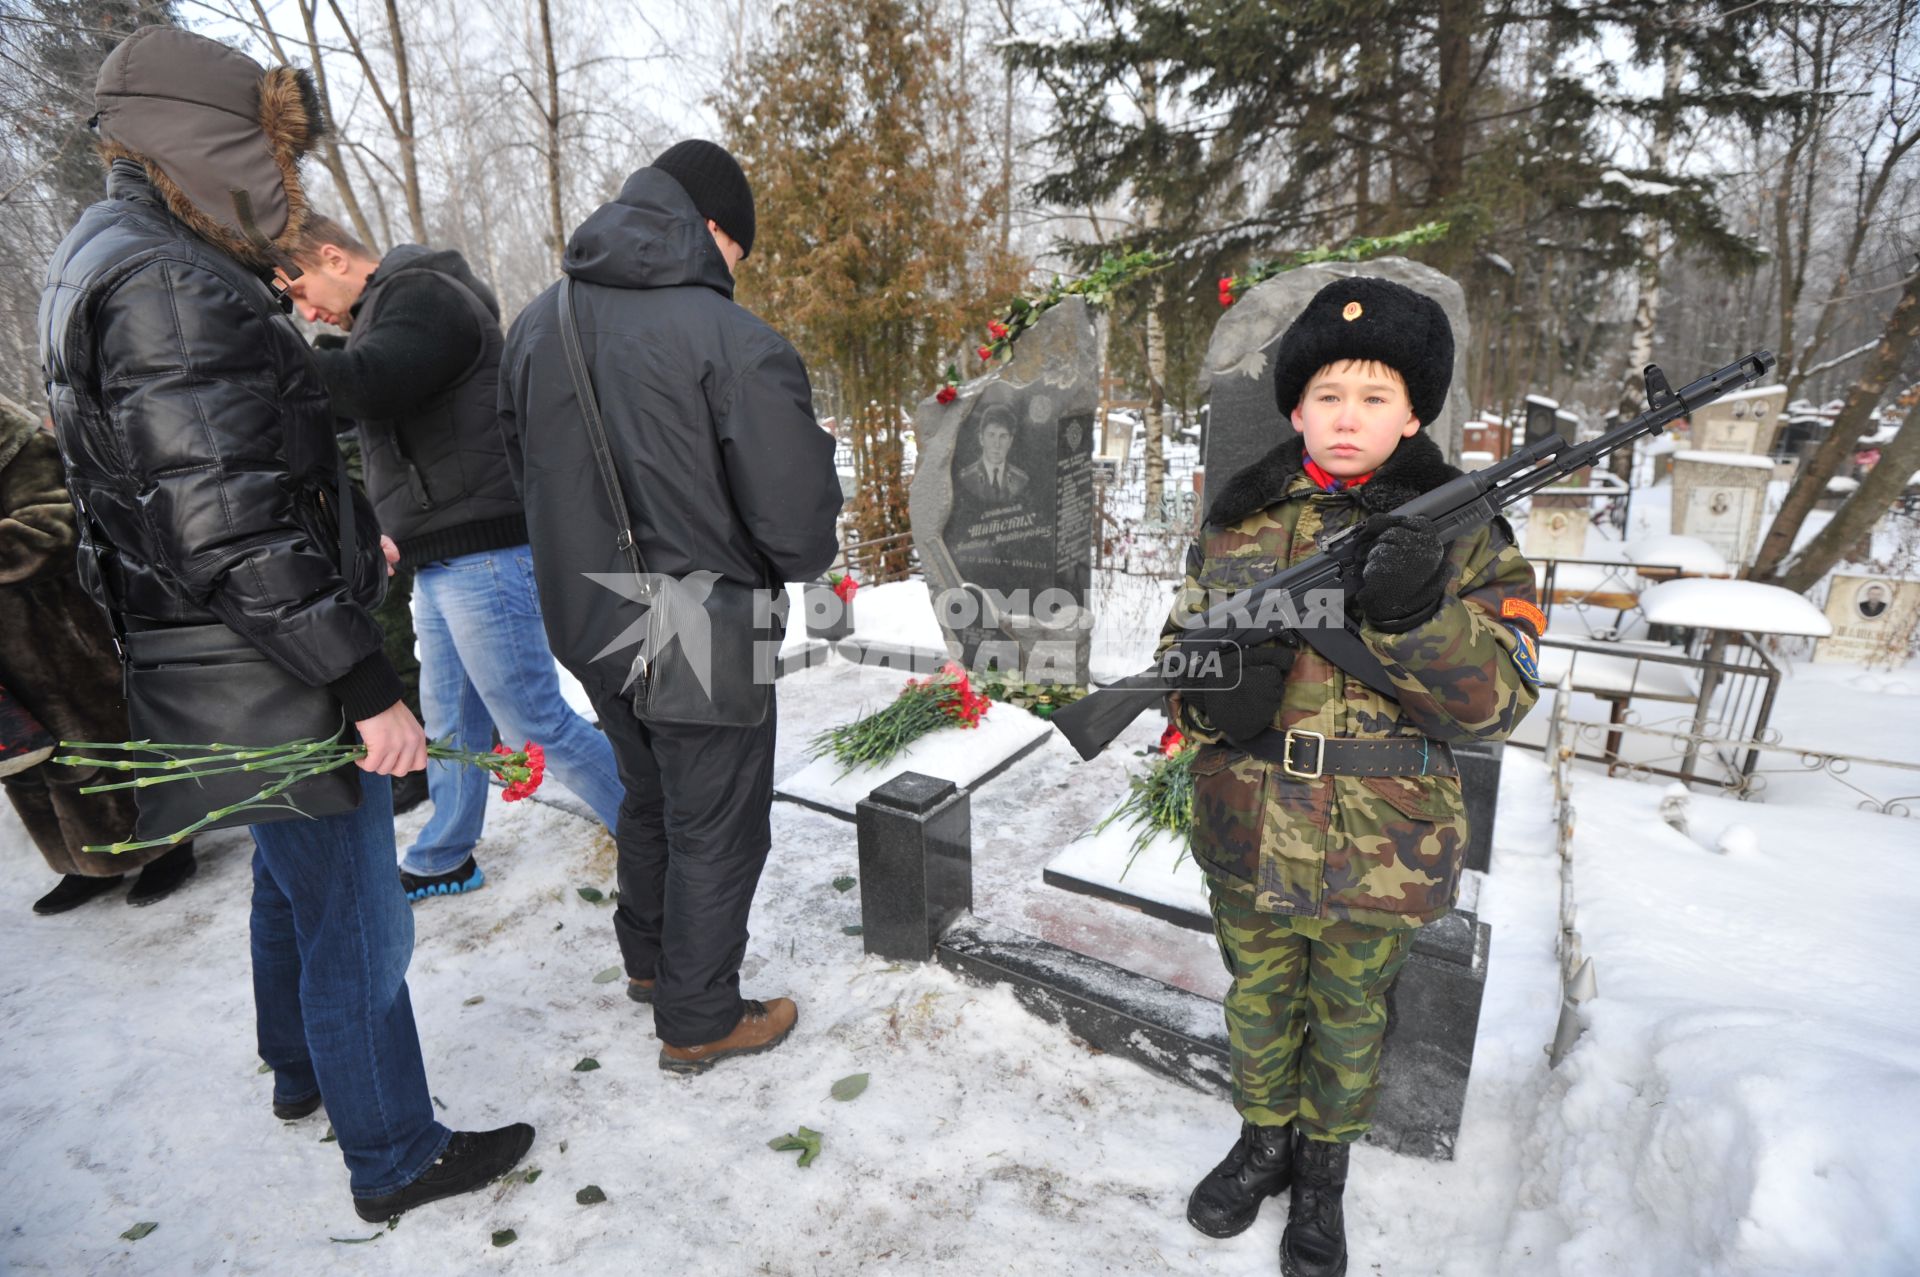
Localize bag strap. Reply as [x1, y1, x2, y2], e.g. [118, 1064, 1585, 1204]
[558, 276, 649, 583]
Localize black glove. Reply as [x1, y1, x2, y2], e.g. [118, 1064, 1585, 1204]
[1354, 513, 1448, 633]
[1192, 638, 1298, 748]
[313, 333, 347, 351]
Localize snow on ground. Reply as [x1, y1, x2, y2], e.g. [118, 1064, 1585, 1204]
[0, 659, 1563, 1277]
[1503, 775, 1920, 1277]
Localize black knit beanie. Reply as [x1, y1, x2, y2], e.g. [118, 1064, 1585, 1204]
[1271, 277, 1454, 428]
[649, 139, 756, 258]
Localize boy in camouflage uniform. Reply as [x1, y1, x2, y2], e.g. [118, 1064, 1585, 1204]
[1165, 278, 1541, 1277]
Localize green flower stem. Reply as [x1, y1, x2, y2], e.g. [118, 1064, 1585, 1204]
[85, 756, 351, 854]
[70, 737, 529, 854]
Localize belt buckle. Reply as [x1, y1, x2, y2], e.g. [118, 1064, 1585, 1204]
[1282, 728, 1326, 780]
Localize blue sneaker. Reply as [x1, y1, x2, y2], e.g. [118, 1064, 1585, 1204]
[399, 855, 486, 902]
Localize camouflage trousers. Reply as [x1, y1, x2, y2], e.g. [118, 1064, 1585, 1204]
[1208, 878, 1414, 1143]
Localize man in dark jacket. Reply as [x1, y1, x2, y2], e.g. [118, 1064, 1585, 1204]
[500, 140, 841, 1073]
[39, 26, 529, 1218]
[277, 217, 623, 902]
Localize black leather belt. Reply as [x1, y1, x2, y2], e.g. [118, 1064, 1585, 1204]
[1237, 729, 1457, 779]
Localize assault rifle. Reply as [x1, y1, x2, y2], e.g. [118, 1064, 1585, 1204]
[1051, 351, 1778, 762]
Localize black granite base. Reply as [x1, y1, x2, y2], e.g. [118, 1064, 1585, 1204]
[934, 909, 1490, 1162]
[935, 917, 1234, 1096]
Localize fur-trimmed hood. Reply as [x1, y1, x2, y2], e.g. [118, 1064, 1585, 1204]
[92, 26, 327, 269]
[1203, 430, 1460, 530]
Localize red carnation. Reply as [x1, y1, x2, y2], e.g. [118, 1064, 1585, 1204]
[832, 572, 859, 603]
[497, 741, 547, 801]
[977, 345, 994, 362]
[1158, 725, 1187, 756]
[988, 320, 1009, 339]
[936, 385, 957, 405]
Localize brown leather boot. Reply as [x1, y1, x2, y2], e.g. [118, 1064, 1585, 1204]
[627, 977, 656, 1005]
[657, 997, 798, 1075]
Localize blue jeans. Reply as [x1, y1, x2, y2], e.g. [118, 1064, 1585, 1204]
[251, 773, 452, 1197]
[404, 544, 623, 875]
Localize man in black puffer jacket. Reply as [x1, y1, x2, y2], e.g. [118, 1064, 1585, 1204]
[278, 217, 623, 903]
[501, 140, 841, 1075]
[39, 26, 530, 1219]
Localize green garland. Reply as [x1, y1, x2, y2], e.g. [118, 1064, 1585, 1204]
[973, 671, 1089, 720]
[1219, 220, 1452, 304]
[959, 220, 1452, 380]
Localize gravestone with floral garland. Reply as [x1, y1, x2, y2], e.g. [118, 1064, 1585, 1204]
[909, 297, 1100, 686]
[1200, 257, 1470, 497]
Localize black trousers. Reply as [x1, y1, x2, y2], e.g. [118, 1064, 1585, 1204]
[589, 687, 778, 1047]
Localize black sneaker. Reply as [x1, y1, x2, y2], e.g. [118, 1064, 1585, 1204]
[273, 1092, 323, 1121]
[399, 856, 486, 903]
[127, 843, 197, 907]
[352, 1123, 535, 1222]
[32, 874, 123, 915]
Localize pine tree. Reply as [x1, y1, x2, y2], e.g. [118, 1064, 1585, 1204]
[721, 0, 1027, 574]
[1004, 0, 1804, 418]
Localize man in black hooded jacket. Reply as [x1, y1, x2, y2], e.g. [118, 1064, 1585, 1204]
[499, 140, 841, 1074]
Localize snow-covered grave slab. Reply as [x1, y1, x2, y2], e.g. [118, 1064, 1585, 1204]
[774, 702, 1054, 821]
[1043, 821, 1208, 930]
[835, 577, 951, 668]
[1043, 792, 1482, 931]
[1620, 533, 1730, 575]
[1639, 578, 1833, 636]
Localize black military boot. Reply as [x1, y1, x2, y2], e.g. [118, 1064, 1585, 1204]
[1281, 1133, 1350, 1277]
[1186, 1121, 1292, 1238]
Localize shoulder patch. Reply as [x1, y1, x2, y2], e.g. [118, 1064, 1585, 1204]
[1504, 621, 1541, 686]
[1501, 596, 1546, 635]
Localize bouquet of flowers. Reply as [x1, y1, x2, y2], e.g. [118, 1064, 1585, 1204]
[1097, 727, 1196, 878]
[50, 736, 546, 854]
[807, 662, 989, 775]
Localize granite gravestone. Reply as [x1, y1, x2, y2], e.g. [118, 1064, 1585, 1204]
[1198, 257, 1469, 495]
[910, 297, 1099, 685]
[1671, 450, 1773, 566]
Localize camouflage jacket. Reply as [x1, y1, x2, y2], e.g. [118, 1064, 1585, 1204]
[1160, 432, 1541, 929]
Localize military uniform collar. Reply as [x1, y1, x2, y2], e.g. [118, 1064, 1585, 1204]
[1204, 430, 1459, 530]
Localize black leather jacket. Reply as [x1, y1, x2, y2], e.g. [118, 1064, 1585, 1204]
[39, 160, 400, 719]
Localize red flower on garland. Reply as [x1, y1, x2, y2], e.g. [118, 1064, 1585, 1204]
[936, 385, 957, 405]
[988, 320, 1009, 339]
[1217, 276, 1236, 308]
[494, 741, 547, 801]
[976, 344, 994, 362]
[830, 572, 859, 603]
[1158, 724, 1187, 756]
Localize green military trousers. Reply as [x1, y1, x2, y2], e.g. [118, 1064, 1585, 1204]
[1207, 878, 1415, 1143]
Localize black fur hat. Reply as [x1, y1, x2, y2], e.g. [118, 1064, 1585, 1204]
[1271, 276, 1454, 429]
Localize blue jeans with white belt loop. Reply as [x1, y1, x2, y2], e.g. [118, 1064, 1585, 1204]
[403, 544, 624, 876]
[250, 772, 452, 1197]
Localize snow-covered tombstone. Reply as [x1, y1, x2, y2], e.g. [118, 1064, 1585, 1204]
[1814, 574, 1920, 666]
[1688, 383, 1787, 456]
[1198, 257, 1470, 495]
[909, 297, 1100, 685]
[1671, 449, 1775, 565]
